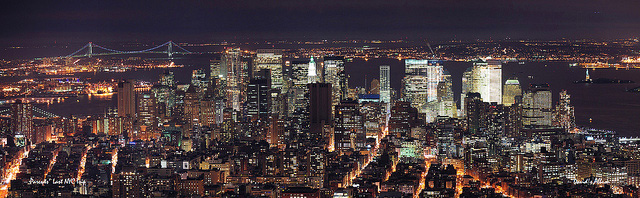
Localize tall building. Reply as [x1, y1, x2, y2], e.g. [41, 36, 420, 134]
[159, 71, 176, 87]
[191, 69, 207, 91]
[554, 90, 575, 133]
[117, 80, 135, 117]
[255, 49, 284, 89]
[402, 59, 444, 120]
[503, 78, 522, 106]
[308, 57, 318, 84]
[199, 94, 217, 127]
[369, 79, 380, 94]
[324, 56, 347, 108]
[11, 100, 32, 146]
[222, 48, 247, 111]
[523, 84, 553, 128]
[461, 60, 502, 115]
[334, 100, 364, 150]
[247, 76, 271, 121]
[309, 83, 332, 136]
[437, 71, 456, 118]
[388, 101, 422, 138]
[183, 85, 201, 127]
[136, 93, 157, 140]
[380, 65, 391, 105]
[288, 60, 311, 116]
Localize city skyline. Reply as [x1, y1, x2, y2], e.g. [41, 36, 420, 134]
[2, 1, 640, 197]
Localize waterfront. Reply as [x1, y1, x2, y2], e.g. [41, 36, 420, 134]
[4, 58, 640, 136]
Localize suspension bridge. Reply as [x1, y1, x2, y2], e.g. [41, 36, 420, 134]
[0, 106, 63, 119]
[63, 41, 193, 58]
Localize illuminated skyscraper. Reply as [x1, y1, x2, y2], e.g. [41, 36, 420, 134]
[255, 49, 284, 89]
[247, 75, 271, 121]
[460, 60, 503, 115]
[308, 56, 318, 84]
[288, 60, 311, 116]
[503, 77, 522, 106]
[136, 93, 157, 140]
[334, 100, 364, 150]
[11, 100, 32, 146]
[184, 85, 200, 127]
[117, 79, 135, 117]
[159, 70, 176, 87]
[554, 90, 575, 132]
[222, 48, 246, 111]
[380, 65, 391, 114]
[324, 56, 347, 108]
[437, 71, 456, 118]
[191, 69, 207, 91]
[402, 59, 443, 119]
[523, 84, 552, 128]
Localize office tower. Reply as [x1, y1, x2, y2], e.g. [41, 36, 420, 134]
[255, 49, 284, 89]
[460, 67, 474, 117]
[460, 60, 502, 116]
[222, 48, 246, 111]
[199, 93, 217, 127]
[334, 100, 364, 150]
[523, 84, 552, 128]
[402, 59, 444, 119]
[388, 101, 422, 138]
[11, 100, 32, 146]
[183, 85, 201, 128]
[464, 92, 484, 135]
[308, 56, 318, 83]
[369, 79, 380, 94]
[136, 93, 157, 140]
[380, 65, 391, 104]
[267, 116, 285, 146]
[309, 83, 332, 136]
[554, 90, 575, 133]
[159, 71, 176, 87]
[151, 84, 175, 118]
[503, 78, 522, 106]
[361, 102, 383, 141]
[288, 60, 310, 116]
[437, 71, 456, 118]
[324, 56, 347, 107]
[191, 69, 207, 90]
[434, 117, 463, 159]
[247, 77, 271, 121]
[117, 80, 135, 117]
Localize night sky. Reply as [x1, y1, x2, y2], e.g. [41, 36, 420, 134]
[2, 0, 640, 44]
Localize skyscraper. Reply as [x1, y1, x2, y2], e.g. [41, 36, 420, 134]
[11, 100, 32, 146]
[324, 56, 347, 108]
[402, 59, 444, 119]
[554, 90, 575, 133]
[183, 85, 200, 127]
[247, 76, 271, 121]
[117, 80, 135, 118]
[437, 71, 455, 118]
[334, 100, 364, 150]
[191, 69, 207, 91]
[255, 49, 284, 89]
[309, 83, 332, 136]
[523, 84, 553, 128]
[369, 79, 380, 94]
[503, 77, 522, 106]
[222, 48, 246, 111]
[380, 65, 391, 104]
[136, 93, 157, 140]
[308, 56, 318, 84]
[460, 60, 503, 115]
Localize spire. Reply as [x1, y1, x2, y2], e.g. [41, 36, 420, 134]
[308, 56, 317, 83]
[586, 69, 590, 80]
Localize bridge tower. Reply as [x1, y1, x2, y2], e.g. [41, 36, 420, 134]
[88, 42, 93, 58]
[168, 41, 173, 57]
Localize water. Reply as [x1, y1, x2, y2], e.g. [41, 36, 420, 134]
[6, 57, 640, 136]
